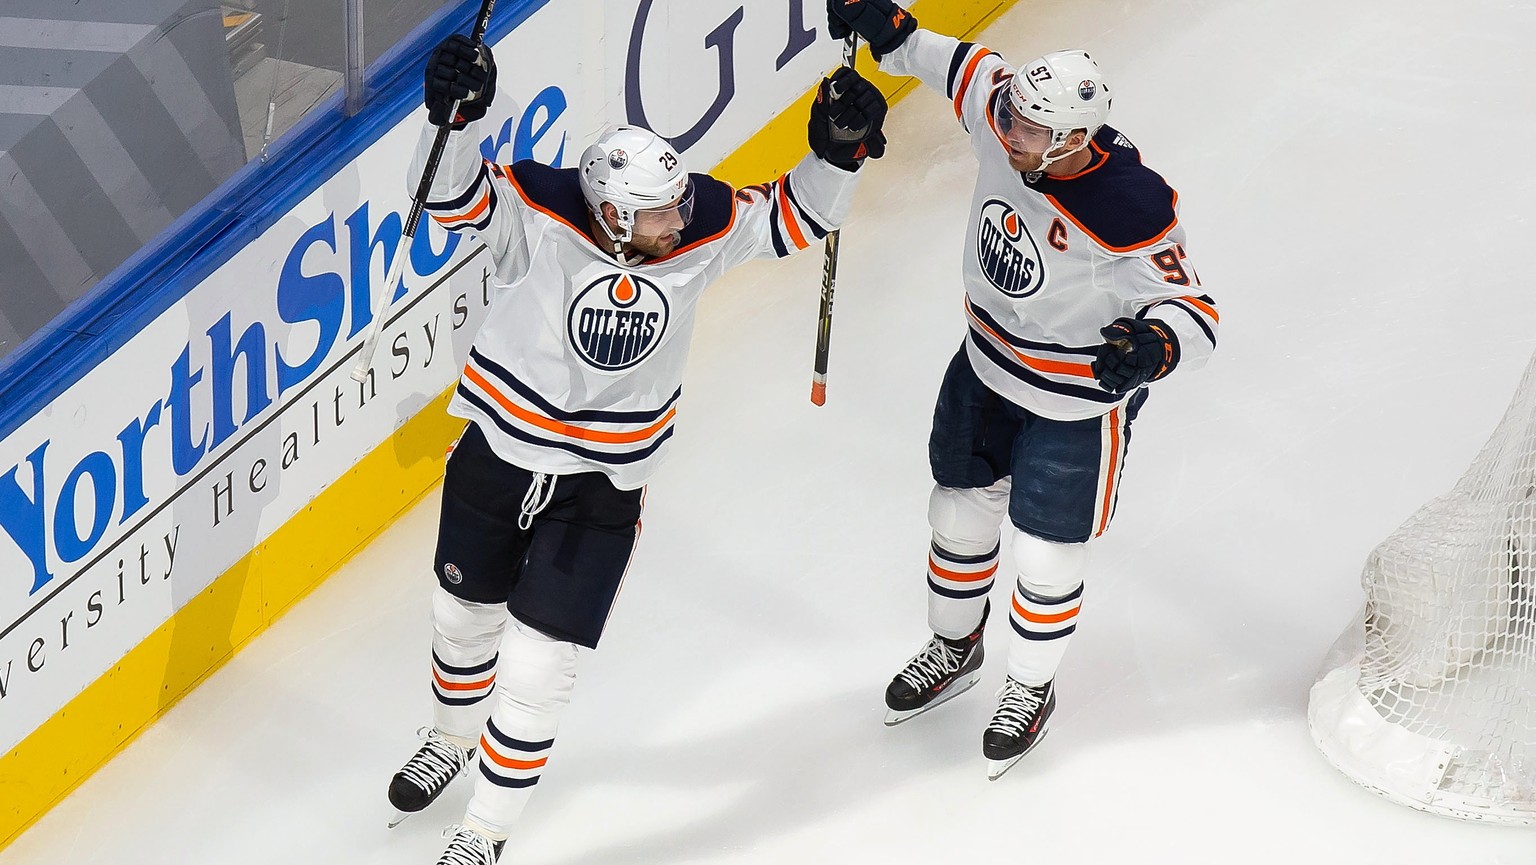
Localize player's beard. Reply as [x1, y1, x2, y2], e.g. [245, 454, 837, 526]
[628, 231, 681, 258]
[1006, 148, 1044, 174]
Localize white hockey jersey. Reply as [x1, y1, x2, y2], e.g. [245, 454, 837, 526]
[881, 31, 1220, 421]
[410, 121, 859, 489]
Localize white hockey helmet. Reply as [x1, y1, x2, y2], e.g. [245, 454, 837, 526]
[993, 50, 1112, 173]
[579, 125, 694, 251]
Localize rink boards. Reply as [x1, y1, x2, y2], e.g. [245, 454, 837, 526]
[0, 0, 1017, 850]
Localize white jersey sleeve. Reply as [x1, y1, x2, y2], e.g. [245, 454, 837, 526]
[1116, 231, 1219, 373]
[409, 122, 530, 283]
[717, 153, 861, 268]
[879, 29, 1012, 137]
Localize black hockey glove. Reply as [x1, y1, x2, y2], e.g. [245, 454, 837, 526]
[826, 0, 917, 60]
[808, 67, 888, 172]
[424, 34, 496, 129]
[1091, 317, 1180, 393]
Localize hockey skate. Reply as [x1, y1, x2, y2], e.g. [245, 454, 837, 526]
[982, 677, 1054, 780]
[388, 727, 477, 827]
[883, 601, 988, 726]
[434, 824, 506, 865]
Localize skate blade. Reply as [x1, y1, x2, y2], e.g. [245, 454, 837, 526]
[883, 670, 983, 726]
[986, 754, 1024, 781]
[387, 809, 415, 829]
[985, 731, 1048, 781]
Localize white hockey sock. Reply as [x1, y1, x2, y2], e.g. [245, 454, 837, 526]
[927, 536, 999, 639]
[925, 481, 1009, 640]
[1003, 529, 1089, 685]
[431, 586, 508, 744]
[465, 616, 578, 838]
[1005, 578, 1084, 685]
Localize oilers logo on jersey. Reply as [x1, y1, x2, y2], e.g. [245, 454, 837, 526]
[976, 198, 1046, 297]
[567, 272, 670, 371]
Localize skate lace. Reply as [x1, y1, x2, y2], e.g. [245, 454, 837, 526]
[400, 727, 471, 794]
[896, 637, 964, 691]
[987, 680, 1046, 737]
[438, 825, 499, 865]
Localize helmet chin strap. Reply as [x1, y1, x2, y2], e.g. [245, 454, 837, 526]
[1025, 129, 1089, 182]
[592, 204, 634, 257]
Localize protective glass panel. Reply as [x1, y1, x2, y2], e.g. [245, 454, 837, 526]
[230, 0, 348, 159]
[0, 0, 451, 361]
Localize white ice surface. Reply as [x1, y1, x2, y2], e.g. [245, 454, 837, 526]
[6, 0, 1536, 862]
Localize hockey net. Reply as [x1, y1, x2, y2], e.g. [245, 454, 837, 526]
[1309, 357, 1536, 825]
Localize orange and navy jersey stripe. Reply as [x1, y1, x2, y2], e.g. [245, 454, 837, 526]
[456, 347, 679, 468]
[737, 171, 833, 258]
[424, 161, 498, 232]
[1148, 293, 1219, 350]
[478, 718, 553, 789]
[946, 42, 1001, 131]
[963, 297, 1122, 407]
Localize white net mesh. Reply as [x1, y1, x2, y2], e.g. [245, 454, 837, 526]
[1309, 356, 1536, 824]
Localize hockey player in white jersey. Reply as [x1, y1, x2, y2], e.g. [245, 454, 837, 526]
[826, 1, 1220, 779]
[384, 35, 888, 865]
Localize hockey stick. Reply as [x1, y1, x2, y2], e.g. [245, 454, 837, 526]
[351, 0, 498, 383]
[809, 34, 860, 407]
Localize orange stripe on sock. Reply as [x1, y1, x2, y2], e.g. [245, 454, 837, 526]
[478, 737, 548, 771]
[929, 557, 998, 583]
[1011, 594, 1080, 625]
[433, 670, 496, 692]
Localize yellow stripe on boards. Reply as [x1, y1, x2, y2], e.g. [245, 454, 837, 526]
[0, 388, 466, 848]
[0, 0, 1021, 850]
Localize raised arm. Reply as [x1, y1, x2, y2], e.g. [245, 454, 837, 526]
[719, 68, 888, 266]
[410, 36, 527, 268]
[827, 1, 1012, 136]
